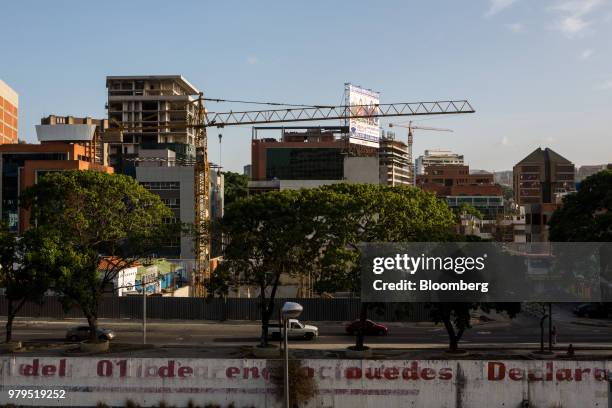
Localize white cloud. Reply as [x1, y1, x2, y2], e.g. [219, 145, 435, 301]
[579, 48, 594, 60]
[549, 0, 607, 37]
[485, 0, 519, 17]
[505, 22, 524, 32]
[246, 56, 258, 65]
[500, 135, 511, 146]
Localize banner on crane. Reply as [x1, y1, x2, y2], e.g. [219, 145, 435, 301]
[345, 84, 380, 148]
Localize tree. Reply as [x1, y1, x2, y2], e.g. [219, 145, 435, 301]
[453, 203, 484, 221]
[0, 224, 62, 343]
[311, 184, 456, 350]
[428, 302, 521, 352]
[20, 171, 172, 342]
[223, 171, 249, 209]
[209, 189, 327, 347]
[549, 170, 612, 242]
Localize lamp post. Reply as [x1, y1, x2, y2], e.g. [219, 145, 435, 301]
[281, 302, 303, 408]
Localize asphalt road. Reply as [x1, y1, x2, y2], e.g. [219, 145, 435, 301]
[4, 307, 612, 348]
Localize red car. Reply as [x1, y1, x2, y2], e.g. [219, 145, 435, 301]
[346, 319, 388, 336]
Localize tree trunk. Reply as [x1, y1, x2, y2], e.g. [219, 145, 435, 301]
[260, 295, 270, 348]
[5, 299, 14, 343]
[5, 298, 26, 344]
[442, 315, 459, 352]
[86, 312, 98, 342]
[355, 302, 368, 350]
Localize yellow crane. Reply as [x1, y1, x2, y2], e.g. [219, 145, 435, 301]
[106, 97, 475, 297]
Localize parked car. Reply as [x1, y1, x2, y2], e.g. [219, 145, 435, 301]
[346, 319, 388, 336]
[269, 319, 319, 340]
[573, 303, 608, 318]
[66, 326, 116, 342]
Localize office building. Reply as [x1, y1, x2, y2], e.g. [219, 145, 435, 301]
[0, 127, 114, 233]
[513, 147, 575, 206]
[136, 165, 223, 260]
[513, 147, 575, 242]
[378, 133, 412, 186]
[0, 79, 18, 145]
[415, 149, 464, 176]
[105, 75, 200, 175]
[248, 126, 379, 193]
[417, 164, 503, 219]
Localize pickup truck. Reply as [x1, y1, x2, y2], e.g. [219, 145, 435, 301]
[269, 319, 319, 340]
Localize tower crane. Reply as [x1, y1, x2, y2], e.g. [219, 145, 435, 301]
[388, 121, 454, 181]
[105, 97, 474, 296]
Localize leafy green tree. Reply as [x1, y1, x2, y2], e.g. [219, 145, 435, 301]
[549, 170, 612, 242]
[453, 203, 484, 221]
[0, 224, 62, 343]
[501, 185, 513, 201]
[223, 171, 249, 209]
[311, 184, 456, 350]
[208, 189, 332, 347]
[20, 171, 172, 342]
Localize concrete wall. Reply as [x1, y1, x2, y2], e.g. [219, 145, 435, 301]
[1, 357, 609, 407]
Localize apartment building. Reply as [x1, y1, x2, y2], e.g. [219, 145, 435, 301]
[105, 75, 200, 174]
[0, 80, 18, 145]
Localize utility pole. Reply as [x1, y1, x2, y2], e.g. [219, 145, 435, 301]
[142, 276, 147, 344]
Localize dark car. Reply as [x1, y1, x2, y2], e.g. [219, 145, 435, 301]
[66, 326, 116, 341]
[573, 303, 608, 318]
[346, 319, 388, 336]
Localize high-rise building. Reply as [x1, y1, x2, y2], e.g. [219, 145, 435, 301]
[513, 147, 575, 206]
[105, 75, 200, 175]
[378, 134, 412, 186]
[40, 115, 109, 166]
[513, 147, 575, 242]
[415, 149, 464, 176]
[0, 79, 18, 145]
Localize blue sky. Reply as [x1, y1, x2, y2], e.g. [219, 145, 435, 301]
[1, 0, 611, 172]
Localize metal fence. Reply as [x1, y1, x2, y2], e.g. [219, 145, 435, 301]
[0, 296, 430, 322]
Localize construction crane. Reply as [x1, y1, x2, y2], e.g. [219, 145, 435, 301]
[388, 120, 454, 181]
[105, 97, 474, 297]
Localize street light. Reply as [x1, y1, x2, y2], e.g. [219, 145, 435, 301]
[281, 302, 303, 408]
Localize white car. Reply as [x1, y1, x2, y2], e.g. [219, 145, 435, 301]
[269, 319, 319, 340]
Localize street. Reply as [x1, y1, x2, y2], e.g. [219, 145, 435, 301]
[4, 307, 612, 349]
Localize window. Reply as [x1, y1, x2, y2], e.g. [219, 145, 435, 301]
[140, 181, 180, 190]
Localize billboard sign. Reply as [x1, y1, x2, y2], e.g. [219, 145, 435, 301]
[345, 84, 381, 147]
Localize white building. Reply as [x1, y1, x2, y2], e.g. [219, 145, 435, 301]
[415, 149, 464, 176]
